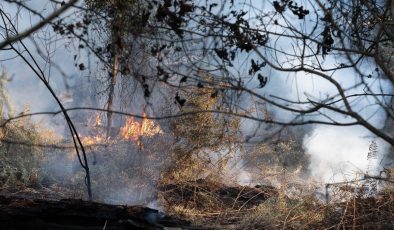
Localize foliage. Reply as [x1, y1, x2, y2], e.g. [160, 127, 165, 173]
[44, 0, 394, 145]
[244, 137, 309, 177]
[0, 2, 393, 228]
[162, 81, 241, 183]
[0, 109, 56, 187]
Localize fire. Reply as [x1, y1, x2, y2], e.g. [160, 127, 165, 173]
[120, 113, 163, 145]
[81, 135, 105, 146]
[79, 113, 105, 146]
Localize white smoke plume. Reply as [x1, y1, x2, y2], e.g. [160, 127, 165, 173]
[304, 126, 390, 183]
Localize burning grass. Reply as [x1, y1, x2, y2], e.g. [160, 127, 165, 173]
[0, 112, 394, 229]
[120, 113, 163, 148]
[0, 111, 167, 203]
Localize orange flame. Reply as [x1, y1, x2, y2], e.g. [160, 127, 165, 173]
[120, 113, 163, 145]
[81, 135, 105, 146]
[79, 113, 105, 146]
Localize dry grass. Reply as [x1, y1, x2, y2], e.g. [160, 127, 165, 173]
[238, 192, 328, 229]
[0, 116, 49, 188]
[0, 115, 393, 229]
[157, 167, 394, 229]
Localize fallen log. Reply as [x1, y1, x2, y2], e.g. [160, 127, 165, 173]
[0, 195, 191, 230]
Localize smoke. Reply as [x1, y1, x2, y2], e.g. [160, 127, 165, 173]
[219, 149, 253, 186]
[0, 1, 84, 135]
[240, 39, 393, 184]
[304, 126, 390, 183]
[2, 1, 393, 209]
[290, 59, 392, 183]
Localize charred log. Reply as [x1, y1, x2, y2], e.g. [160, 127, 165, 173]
[0, 195, 191, 230]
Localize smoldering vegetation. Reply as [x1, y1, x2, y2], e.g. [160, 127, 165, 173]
[0, 0, 394, 229]
[0, 108, 393, 229]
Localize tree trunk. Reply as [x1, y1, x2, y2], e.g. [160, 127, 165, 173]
[106, 33, 120, 138]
